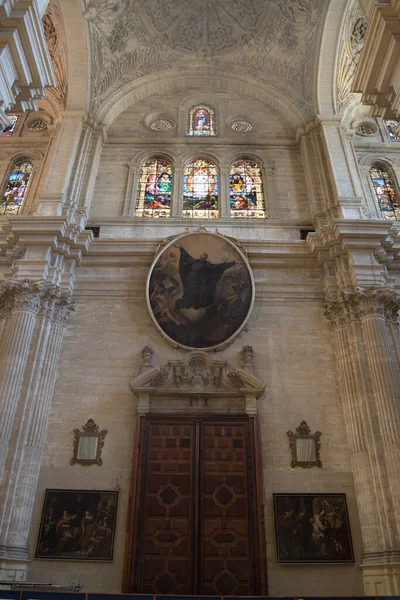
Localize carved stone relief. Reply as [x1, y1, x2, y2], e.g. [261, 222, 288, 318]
[132, 347, 265, 415]
[43, 0, 68, 110]
[82, 0, 327, 117]
[0, 279, 74, 326]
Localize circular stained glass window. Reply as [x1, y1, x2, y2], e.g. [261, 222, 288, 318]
[231, 120, 253, 132]
[150, 119, 174, 132]
[356, 124, 376, 137]
[28, 119, 48, 131]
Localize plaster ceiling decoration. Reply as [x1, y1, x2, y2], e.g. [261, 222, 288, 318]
[82, 0, 328, 118]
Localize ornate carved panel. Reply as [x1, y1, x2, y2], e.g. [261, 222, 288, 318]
[126, 415, 266, 595]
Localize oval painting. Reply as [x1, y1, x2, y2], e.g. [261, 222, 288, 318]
[147, 232, 254, 350]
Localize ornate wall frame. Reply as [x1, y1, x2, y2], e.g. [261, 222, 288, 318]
[71, 419, 107, 466]
[287, 421, 322, 468]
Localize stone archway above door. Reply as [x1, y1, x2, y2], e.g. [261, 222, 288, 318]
[130, 346, 265, 416]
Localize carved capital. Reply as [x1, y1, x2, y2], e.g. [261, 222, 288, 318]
[0, 280, 74, 326]
[324, 301, 349, 329]
[349, 288, 399, 321]
[325, 288, 400, 328]
[51, 294, 74, 327]
[0, 279, 43, 316]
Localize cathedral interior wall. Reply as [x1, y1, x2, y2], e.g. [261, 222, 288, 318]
[26, 259, 363, 595]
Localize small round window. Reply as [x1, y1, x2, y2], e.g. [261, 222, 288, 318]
[150, 119, 174, 132]
[231, 120, 253, 132]
[28, 119, 48, 131]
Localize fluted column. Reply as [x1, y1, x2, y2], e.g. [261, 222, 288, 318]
[0, 281, 42, 480]
[0, 282, 73, 562]
[355, 290, 400, 551]
[326, 287, 400, 594]
[325, 302, 388, 551]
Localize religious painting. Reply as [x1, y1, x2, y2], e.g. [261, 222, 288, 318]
[230, 160, 266, 218]
[0, 159, 33, 215]
[187, 105, 216, 137]
[147, 231, 254, 351]
[370, 165, 400, 221]
[183, 159, 219, 218]
[134, 158, 172, 218]
[35, 489, 118, 561]
[273, 494, 354, 564]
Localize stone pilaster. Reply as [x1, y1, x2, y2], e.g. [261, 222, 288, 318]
[0, 281, 73, 563]
[326, 287, 400, 594]
[0, 281, 43, 480]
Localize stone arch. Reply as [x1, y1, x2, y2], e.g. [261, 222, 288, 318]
[316, 0, 352, 115]
[58, 0, 89, 113]
[96, 70, 308, 133]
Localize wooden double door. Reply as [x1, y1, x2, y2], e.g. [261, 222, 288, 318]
[125, 415, 266, 596]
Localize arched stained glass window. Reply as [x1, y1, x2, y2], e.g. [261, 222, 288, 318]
[0, 158, 33, 215]
[385, 120, 400, 142]
[0, 114, 18, 137]
[187, 105, 216, 137]
[230, 160, 266, 218]
[183, 159, 219, 218]
[370, 164, 400, 221]
[134, 158, 172, 218]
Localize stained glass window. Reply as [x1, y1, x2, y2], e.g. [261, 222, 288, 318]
[134, 159, 172, 218]
[385, 120, 400, 142]
[356, 125, 375, 137]
[231, 120, 253, 132]
[0, 159, 33, 215]
[0, 115, 18, 137]
[28, 119, 48, 131]
[370, 165, 400, 221]
[183, 159, 218, 218]
[187, 105, 216, 137]
[230, 160, 266, 218]
[150, 119, 174, 132]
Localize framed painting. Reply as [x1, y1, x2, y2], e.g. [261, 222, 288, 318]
[273, 493, 354, 564]
[147, 231, 255, 351]
[35, 489, 118, 561]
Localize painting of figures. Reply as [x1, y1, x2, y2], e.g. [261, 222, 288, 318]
[273, 494, 354, 563]
[36, 490, 118, 561]
[147, 232, 254, 350]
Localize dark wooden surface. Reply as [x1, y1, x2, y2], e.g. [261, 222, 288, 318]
[125, 415, 266, 596]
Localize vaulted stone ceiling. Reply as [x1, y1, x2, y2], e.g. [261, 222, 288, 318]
[82, 0, 328, 119]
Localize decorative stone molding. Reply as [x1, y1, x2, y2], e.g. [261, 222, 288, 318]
[43, 0, 68, 111]
[141, 346, 154, 373]
[84, 0, 325, 120]
[325, 288, 400, 328]
[0, 279, 74, 326]
[130, 350, 265, 415]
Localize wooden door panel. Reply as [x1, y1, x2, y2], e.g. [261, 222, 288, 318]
[200, 421, 255, 596]
[136, 421, 196, 594]
[131, 416, 263, 595]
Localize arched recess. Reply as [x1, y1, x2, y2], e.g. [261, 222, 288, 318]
[96, 70, 308, 134]
[58, 0, 89, 113]
[316, 0, 353, 115]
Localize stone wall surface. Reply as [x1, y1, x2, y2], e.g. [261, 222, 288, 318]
[28, 277, 363, 595]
